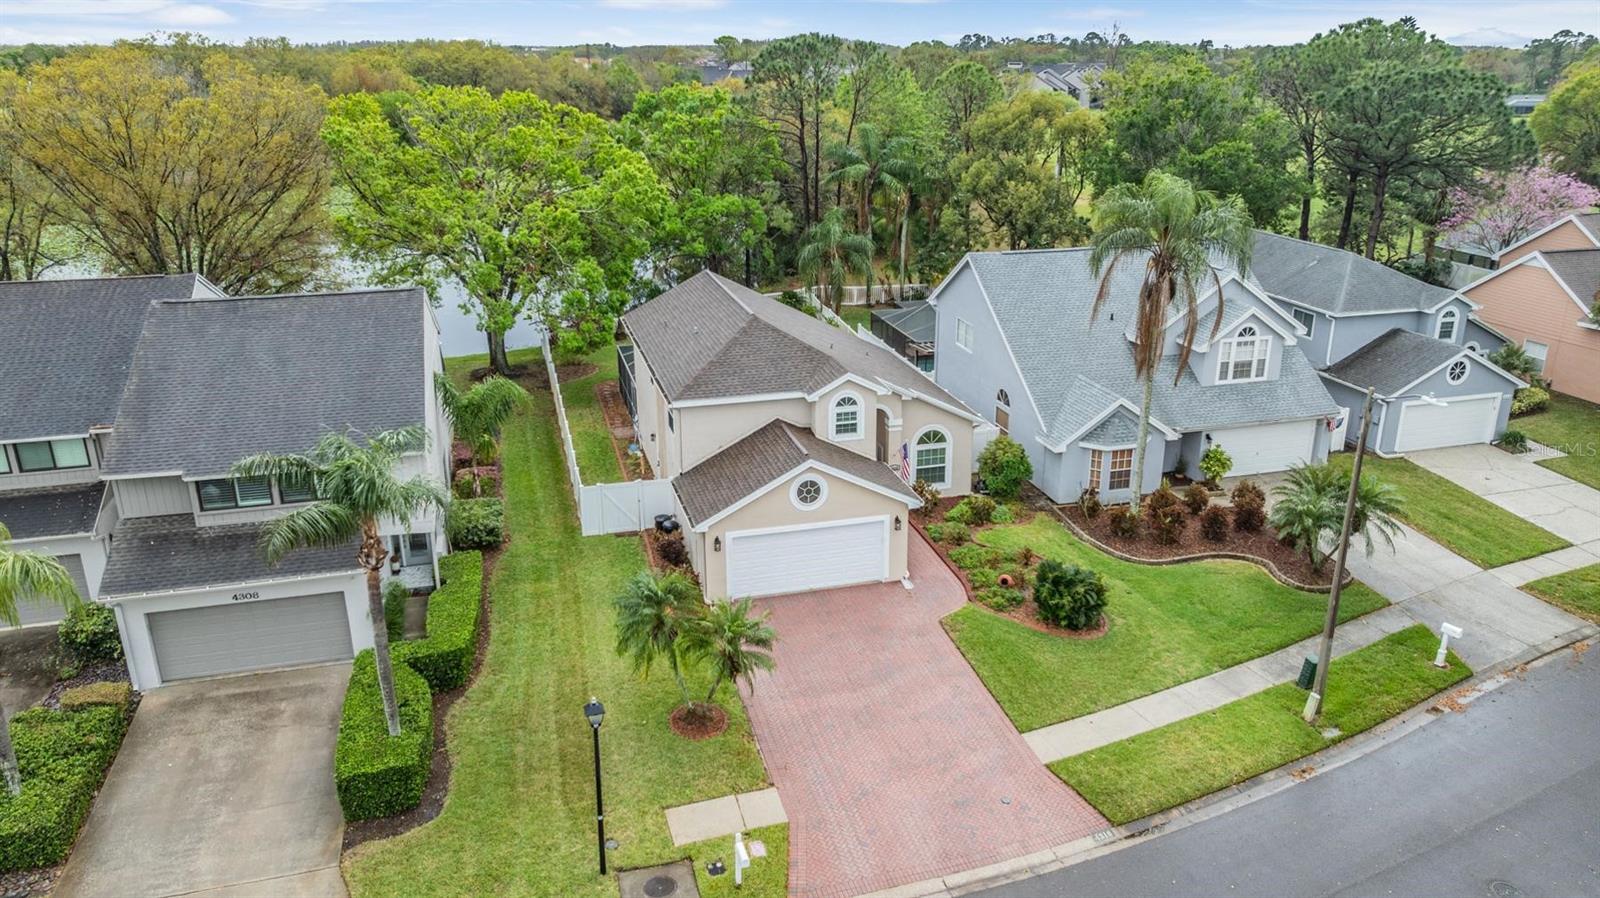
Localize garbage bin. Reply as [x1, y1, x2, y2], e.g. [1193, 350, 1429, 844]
[1296, 654, 1318, 690]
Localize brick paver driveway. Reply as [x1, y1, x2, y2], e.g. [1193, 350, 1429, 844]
[742, 536, 1107, 898]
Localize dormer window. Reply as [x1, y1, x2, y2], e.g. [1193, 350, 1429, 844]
[1436, 308, 1459, 342]
[1216, 325, 1269, 383]
[830, 393, 862, 440]
[13, 438, 90, 473]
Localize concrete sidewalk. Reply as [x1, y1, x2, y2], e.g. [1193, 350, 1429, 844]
[664, 787, 787, 846]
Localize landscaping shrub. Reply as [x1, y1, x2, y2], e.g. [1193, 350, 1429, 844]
[392, 552, 483, 692]
[383, 579, 410, 643]
[1145, 481, 1182, 520]
[1078, 489, 1103, 519]
[1231, 480, 1266, 532]
[57, 603, 122, 665]
[1110, 509, 1140, 538]
[912, 479, 941, 514]
[1147, 503, 1185, 545]
[925, 522, 971, 545]
[0, 702, 132, 871]
[1182, 482, 1212, 515]
[58, 681, 132, 712]
[446, 498, 505, 549]
[334, 650, 433, 822]
[977, 435, 1032, 499]
[1032, 560, 1108, 630]
[1510, 386, 1550, 416]
[976, 587, 1025, 612]
[656, 535, 689, 568]
[948, 543, 1005, 572]
[776, 290, 818, 317]
[1498, 429, 1529, 454]
[452, 466, 500, 499]
[1198, 505, 1231, 542]
[1199, 444, 1233, 484]
[946, 496, 996, 526]
[991, 504, 1016, 525]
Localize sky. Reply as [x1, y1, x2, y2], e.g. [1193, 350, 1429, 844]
[0, 0, 1594, 50]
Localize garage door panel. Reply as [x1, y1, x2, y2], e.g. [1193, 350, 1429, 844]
[727, 518, 887, 598]
[5, 555, 88, 628]
[1210, 421, 1316, 476]
[150, 592, 354, 682]
[1396, 396, 1498, 452]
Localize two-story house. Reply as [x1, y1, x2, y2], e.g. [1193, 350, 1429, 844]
[0, 275, 451, 690]
[1250, 231, 1525, 455]
[621, 271, 983, 599]
[928, 248, 1344, 505]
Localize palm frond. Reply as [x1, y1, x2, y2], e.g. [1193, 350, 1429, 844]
[0, 545, 82, 626]
[258, 501, 362, 564]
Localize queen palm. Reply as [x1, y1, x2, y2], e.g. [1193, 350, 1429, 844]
[0, 522, 81, 795]
[613, 570, 703, 717]
[685, 598, 776, 705]
[1088, 171, 1254, 513]
[232, 427, 447, 737]
[796, 207, 874, 314]
[825, 124, 919, 236]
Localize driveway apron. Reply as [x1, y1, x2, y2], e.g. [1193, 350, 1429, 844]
[1408, 443, 1600, 547]
[741, 536, 1106, 898]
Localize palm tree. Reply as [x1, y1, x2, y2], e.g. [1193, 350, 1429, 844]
[1268, 483, 1342, 573]
[1269, 462, 1406, 571]
[1346, 473, 1404, 556]
[825, 124, 919, 236]
[433, 372, 527, 489]
[684, 598, 776, 705]
[0, 522, 82, 796]
[1088, 171, 1254, 513]
[613, 571, 704, 715]
[796, 208, 874, 314]
[231, 427, 447, 736]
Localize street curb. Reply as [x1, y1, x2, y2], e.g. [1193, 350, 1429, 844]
[860, 623, 1596, 898]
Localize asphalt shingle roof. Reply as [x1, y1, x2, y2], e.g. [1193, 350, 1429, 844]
[961, 248, 1338, 445]
[98, 288, 428, 478]
[671, 419, 918, 525]
[1541, 248, 1600, 308]
[1249, 231, 1455, 315]
[623, 271, 970, 413]
[0, 274, 206, 440]
[1080, 409, 1138, 445]
[98, 514, 360, 598]
[0, 483, 105, 541]
[1321, 329, 1470, 396]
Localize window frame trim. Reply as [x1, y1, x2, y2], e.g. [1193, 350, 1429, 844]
[911, 425, 953, 490]
[12, 437, 92, 474]
[1436, 307, 1460, 342]
[828, 391, 865, 442]
[1106, 446, 1135, 492]
[1216, 326, 1270, 384]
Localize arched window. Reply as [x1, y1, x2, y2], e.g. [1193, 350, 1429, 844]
[1465, 341, 1481, 355]
[996, 388, 1010, 407]
[1217, 325, 1269, 383]
[913, 427, 951, 488]
[1436, 308, 1460, 342]
[1447, 359, 1469, 384]
[830, 392, 862, 440]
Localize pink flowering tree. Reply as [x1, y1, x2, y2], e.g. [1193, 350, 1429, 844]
[1441, 164, 1600, 255]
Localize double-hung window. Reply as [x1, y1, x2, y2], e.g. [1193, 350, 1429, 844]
[1108, 448, 1134, 491]
[955, 317, 974, 351]
[914, 428, 951, 488]
[830, 394, 862, 440]
[14, 438, 90, 473]
[1087, 449, 1103, 492]
[1290, 306, 1316, 337]
[196, 477, 274, 511]
[0, 447, 9, 475]
[1216, 326, 1269, 383]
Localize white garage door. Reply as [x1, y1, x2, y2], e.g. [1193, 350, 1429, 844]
[726, 517, 889, 598]
[149, 592, 354, 682]
[1395, 395, 1499, 452]
[1209, 420, 1317, 476]
[4, 555, 88, 628]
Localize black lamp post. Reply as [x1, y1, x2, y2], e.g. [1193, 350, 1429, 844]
[584, 697, 607, 875]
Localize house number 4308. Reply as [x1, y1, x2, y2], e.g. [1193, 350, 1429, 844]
[230, 591, 261, 602]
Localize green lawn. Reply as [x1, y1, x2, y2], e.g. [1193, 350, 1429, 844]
[1523, 563, 1600, 624]
[1513, 392, 1600, 490]
[344, 347, 785, 898]
[836, 305, 875, 330]
[558, 344, 627, 484]
[1052, 624, 1470, 824]
[942, 516, 1388, 732]
[1329, 453, 1569, 568]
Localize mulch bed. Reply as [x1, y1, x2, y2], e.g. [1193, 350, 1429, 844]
[641, 528, 697, 582]
[0, 866, 58, 898]
[669, 704, 728, 740]
[508, 361, 598, 389]
[1061, 503, 1338, 588]
[595, 381, 653, 481]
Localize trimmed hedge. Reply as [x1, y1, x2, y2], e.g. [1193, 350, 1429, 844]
[334, 650, 433, 822]
[392, 552, 483, 692]
[446, 498, 504, 549]
[0, 699, 132, 871]
[58, 603, 124, 665]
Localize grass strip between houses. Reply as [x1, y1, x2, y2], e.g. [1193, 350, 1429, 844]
[1513, 392, 1600, 491]
[343, 347, 783, 897]
[943, 516, 1388, 731]
[1328, 453, 1569, 568]
[1051, 624, 1470, 825]
[1523, 562, 1600, 624]
[558, 344, 628, 484]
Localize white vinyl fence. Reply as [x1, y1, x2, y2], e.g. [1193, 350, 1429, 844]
[544, 347, 679, 536]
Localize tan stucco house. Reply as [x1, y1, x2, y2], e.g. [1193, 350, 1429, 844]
[620, 271, 982, 599]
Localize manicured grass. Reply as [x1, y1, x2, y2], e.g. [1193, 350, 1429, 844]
[557, 343, 627, 484]
[1052, 625, 1470, 824]
[836, 305, 875, 330]
[1329, 453, 1569, 568]
[344, 347, 774, 897]
[1523, 563, 1600, 624]
[942, 516, 1388, 731]
[687, 824, 789, 898]
[1514, 392, 1600, 490]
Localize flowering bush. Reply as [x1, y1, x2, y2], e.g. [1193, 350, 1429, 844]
[1440, 165, 1600, 256]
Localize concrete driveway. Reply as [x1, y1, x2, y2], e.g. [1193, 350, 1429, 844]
[1408, 443, 1600, 548]
[740, 536, 1107, 898]
[54, 664, 350, 898]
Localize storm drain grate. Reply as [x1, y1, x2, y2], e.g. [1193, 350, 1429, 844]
[643, 875, 678, 897]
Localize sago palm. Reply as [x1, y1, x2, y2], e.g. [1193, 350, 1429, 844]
[613, 570, 704, 714]
[1088, 171, 1254, 512]
[796, 207, 875, 313]
[232, 427, 447, 736]
[0, 522, 82, 795]
[685, 598, 776, 705]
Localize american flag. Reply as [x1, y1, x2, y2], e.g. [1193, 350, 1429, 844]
[898, 442, 912, 482]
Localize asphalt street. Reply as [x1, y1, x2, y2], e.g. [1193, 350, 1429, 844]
[974, 648, 1600, 898]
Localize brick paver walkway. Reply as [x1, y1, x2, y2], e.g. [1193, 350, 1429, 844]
[741, 536, 1107, 898]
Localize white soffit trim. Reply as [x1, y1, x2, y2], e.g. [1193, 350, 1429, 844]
[691, 460, 916, 533]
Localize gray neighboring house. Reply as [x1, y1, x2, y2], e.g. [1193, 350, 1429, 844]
[869, 300, 936, 372]
[1250, 231, 1523, 455]
[928, 248, 1343, 505]
[0, 275, 451, 690]
[1026, 63, 1104, 108]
